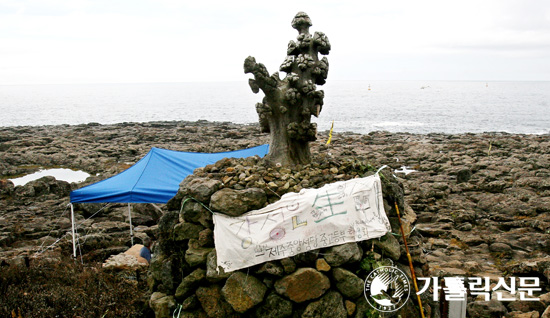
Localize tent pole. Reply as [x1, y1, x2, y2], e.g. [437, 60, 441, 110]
[128, 203, 134, 245]
[70, 203, 76, 258]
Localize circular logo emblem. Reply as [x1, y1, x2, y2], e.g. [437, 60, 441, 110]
[269, 228, 285, 240]
[364, 266, 410, 312]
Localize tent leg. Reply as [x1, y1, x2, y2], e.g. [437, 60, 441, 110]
[128, 203, 134, 246]
[70, 203, 76, 258]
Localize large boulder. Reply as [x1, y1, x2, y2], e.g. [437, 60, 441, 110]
[173, 222, 204, 241]
[185, 245, 212, 267]
[373, 233, 401, 261]
[209, 187, 267, 216]
[274, 267, 330, 303]
[332, 268, 364, 299]
[179, 201, 213, 228]
[182, 177, 222, 203]
[221, 271, 267, 313]
[323, 242, 363, 267]
[167, 176, 222, 209]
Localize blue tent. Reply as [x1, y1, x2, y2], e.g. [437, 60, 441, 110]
[70, 144, 269, 204]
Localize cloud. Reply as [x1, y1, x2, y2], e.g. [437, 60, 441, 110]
[0, 0, 549, 84]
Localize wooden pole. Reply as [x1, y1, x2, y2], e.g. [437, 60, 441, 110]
[395, 202, 426, 318]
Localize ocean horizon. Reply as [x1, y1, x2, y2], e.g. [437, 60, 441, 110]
[1, 80, 549, 135]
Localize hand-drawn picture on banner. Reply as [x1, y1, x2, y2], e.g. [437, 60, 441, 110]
[213, 173, 391, 272]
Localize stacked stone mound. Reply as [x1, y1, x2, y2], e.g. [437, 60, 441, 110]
[147, 155, 431, 318]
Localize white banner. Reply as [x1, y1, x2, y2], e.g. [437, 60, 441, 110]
[213, 174, 391, 272]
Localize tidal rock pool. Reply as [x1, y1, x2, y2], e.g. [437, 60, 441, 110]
[9, 168, 90, 186]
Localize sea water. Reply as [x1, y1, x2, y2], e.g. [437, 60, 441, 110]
[0, 81, 548, 135]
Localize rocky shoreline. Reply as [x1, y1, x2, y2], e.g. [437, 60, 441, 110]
[1, 120, 549, 317]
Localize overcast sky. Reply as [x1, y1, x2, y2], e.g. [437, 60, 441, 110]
[1, 0, 549, 85]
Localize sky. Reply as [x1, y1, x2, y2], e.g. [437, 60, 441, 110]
[0, 0, 549, 85]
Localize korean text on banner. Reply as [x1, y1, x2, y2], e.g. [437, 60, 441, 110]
[213, 174, 391, 272]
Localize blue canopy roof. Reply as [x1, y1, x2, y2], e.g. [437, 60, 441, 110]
[70, 145, 269, 203]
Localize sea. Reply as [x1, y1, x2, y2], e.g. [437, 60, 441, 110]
[1, 80, 549, 135]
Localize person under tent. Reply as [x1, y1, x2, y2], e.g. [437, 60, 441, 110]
[124, 236, 153, 265]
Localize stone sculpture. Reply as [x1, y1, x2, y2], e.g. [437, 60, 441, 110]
[244, 12, 330, 166]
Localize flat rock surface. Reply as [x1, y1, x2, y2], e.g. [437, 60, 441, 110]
[0, 121, 549, 286]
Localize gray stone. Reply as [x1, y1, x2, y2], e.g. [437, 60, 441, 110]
[180, 294, 199, 311]
[210, 187, 267, 216]
[274, 267, 330, 303]
[256, 261, 284, 277]
[221, 271, 267, 313]
[301, 291, 346, 318]
[489, 242, 512, 253]
[175, 268, 206, 301]
[179, 202, 213, 229]
[14, 176, 71, 198]
[457, 168, 473, 183]
[206, 249, 231, 282]
[149, 292, 177, 318]
[254, 292, 293, 318]
[458, 222, 473, 231]
[466, 299, 507, 318]
[180, 201, 210, 224]
[353, 297, 370, 318]
[148, 255, 176, 293]
[0, 179, 14, 195]
[196, 285, 235, 318]
[157, 211, 179, 236]
[507, 311, 541, 318]
[373, 233, 401, 261]
[197, 228, 214, 247]
[483, 180, 509, 193]
[185, 245, 212, 267]
[173, 222, 204, 241]
[182, 177, 222, 203]
[416, 222, 453, 236]
[507, 299, 547, 314]
[293, 249, 318, 266]
[540, 292, 550, 306]
[323, 242, 362, 267]
[280, 258, 296, 274]
[332, 267, 364, 299]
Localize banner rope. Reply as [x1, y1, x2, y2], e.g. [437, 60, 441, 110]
[180, 197, 215, 215]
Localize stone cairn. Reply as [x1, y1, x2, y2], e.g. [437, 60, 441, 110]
[147, 154, 432, 317]
[146, 11, 432, 318]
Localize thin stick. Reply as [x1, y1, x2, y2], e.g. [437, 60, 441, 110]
[395, 202, 426, 318]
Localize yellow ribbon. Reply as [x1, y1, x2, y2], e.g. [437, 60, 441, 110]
[326, 121, 334, 145]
